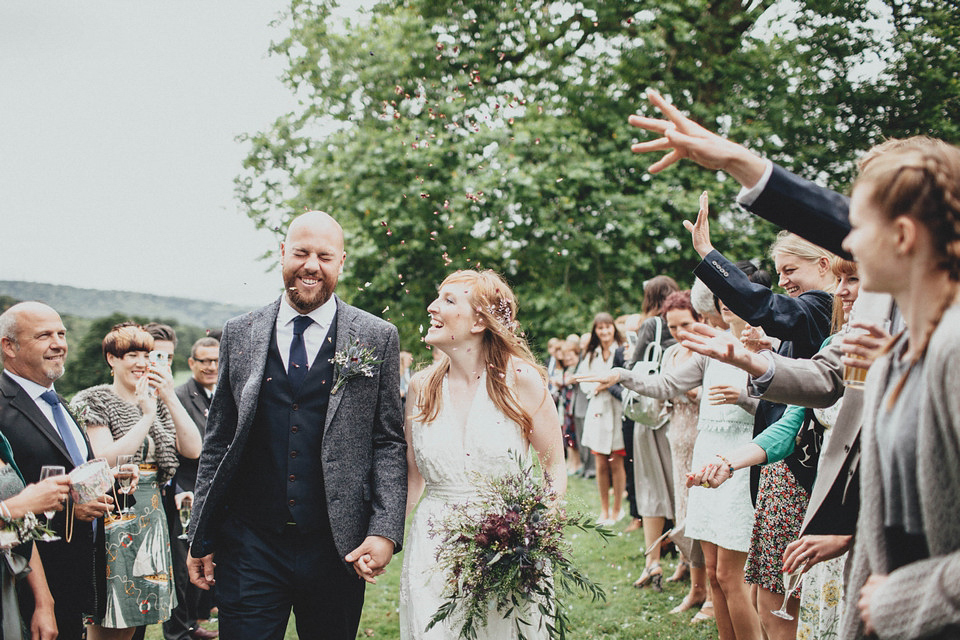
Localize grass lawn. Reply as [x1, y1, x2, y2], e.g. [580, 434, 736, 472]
[146, 475, 718, 639]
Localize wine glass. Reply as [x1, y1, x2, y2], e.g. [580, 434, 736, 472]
[770, 562, 808, 620]
[38, 465, 65, 541]
[177, 496, 192, 541]
[115, 455, 135, 515]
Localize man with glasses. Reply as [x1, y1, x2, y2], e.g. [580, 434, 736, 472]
[164, 336, 220, 640]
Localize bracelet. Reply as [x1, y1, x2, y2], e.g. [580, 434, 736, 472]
[715, 455, 735, 477]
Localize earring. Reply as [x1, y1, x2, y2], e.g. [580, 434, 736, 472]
[110, 369, 114, 377]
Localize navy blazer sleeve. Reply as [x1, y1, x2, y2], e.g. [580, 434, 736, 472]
[694, 250, 833, 359]
[747, 164, 852, 259]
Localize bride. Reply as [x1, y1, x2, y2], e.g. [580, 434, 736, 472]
[399, 269, 567, 639]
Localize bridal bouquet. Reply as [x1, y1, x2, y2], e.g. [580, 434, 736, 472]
[427, 455, 611, 640]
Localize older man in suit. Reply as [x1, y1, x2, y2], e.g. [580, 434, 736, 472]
[187, 211, 406, 640]
[0, 302, 113, 640]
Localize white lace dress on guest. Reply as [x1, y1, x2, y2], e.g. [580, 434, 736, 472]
[399, 372, 548, 640]
[684, 361, 757, 552]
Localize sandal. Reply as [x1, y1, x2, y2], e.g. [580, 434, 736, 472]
[666, 560, 689, 583]
[691, 601, 715, 623]
[633, 564, 663, 592]
[669, 593, 705, 614]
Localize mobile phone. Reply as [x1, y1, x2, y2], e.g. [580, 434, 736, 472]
[148, 350, 169, 370]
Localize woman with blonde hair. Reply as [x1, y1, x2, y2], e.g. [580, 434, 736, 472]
[686, 194, 835, 640]
[399, 270, 566, 639]
[71, 323, 202, 640]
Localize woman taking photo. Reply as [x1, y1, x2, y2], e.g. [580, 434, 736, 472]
[576, 313, 627, 526]
[71, 323, 202, 640]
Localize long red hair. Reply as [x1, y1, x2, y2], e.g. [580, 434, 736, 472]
[415, 270, 545, 435]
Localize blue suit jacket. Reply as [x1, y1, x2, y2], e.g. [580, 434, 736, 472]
[747, 163, 852, 259]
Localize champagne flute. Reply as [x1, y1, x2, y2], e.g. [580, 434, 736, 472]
[177, 495, 192, 541]
[116, 455, 135, 515]
[38, 465, 65, 541]
[771, 561, 808, 620]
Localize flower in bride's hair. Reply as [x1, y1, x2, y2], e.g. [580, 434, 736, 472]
[487, 298, 518, 332]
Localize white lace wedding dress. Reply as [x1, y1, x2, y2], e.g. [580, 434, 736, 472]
[399, 372, 549, 640]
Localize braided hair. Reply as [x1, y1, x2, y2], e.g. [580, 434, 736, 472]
[853, 137, 960, 405]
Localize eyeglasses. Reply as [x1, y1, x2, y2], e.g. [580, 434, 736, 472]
[192, 358, 219, 366]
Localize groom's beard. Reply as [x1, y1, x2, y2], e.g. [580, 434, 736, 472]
[284, 270, 336, 313]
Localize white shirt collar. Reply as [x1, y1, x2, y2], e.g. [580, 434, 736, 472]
[278, 293, 338, 332]
[3, 369, 54, 401]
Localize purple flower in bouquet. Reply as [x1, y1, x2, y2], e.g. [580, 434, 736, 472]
[427, 452, 613, 639]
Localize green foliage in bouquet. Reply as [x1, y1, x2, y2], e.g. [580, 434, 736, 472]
[427, 453, 613, 639]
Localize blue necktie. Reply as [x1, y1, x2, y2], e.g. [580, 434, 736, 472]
[288, 315, 313, 390]
[39, 390, 87, 467]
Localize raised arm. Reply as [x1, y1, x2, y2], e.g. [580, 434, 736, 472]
[629, 88, 852, 257]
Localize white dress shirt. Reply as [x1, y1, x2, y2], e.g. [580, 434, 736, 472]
[275, 294, 338, 372]
[4, 370, 90, 459]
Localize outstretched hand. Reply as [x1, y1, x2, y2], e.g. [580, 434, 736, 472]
[627, 88, 767, 186]
[682, 191, 714, 259]
[571, 371, 620, 393]
[677, 323, 768, 378]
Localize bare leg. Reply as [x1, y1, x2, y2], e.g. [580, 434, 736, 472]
[756, 584, 800, 640]
[702, 542, 735, 640]
[594, 453, 610, 520]
[642, 516, 666, 569]
[716, 547, 762, 640]
[609, 454, 625, 519]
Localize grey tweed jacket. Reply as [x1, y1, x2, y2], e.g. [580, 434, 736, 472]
[188, 295, 407, 566]
[840, 304, 960, 640]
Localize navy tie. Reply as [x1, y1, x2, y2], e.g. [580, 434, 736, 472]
[288, 315, 313, 390]
[39, 390, 87, 467]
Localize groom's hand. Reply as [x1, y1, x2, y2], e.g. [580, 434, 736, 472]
[345, 535, 395, 584]
[187, 551, 216, 590]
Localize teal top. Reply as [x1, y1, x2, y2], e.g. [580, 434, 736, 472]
[752, 334, 836, 464]
[0, 431, 23, 485]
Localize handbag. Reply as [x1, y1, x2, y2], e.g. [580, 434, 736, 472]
[621, 317, 668, 428]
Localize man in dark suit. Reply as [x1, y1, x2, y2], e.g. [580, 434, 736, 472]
[187, 211, 407, 640]
[164, 336, 220, 640]
[0, 302, 113, 640]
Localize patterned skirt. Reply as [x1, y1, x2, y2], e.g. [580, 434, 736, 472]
[96, 467, 175, 628]
[744, 461, 809, 594]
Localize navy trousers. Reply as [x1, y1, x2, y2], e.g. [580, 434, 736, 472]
[214, 516, 365, 640]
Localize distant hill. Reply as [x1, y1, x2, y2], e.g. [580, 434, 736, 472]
[0, 281, 249, 329]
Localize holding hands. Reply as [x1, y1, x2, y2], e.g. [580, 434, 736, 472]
[345, 535, 396, 584]
[686, 455, 734, 489]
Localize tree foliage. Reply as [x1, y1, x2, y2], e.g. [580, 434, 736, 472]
[236, 0, 924, 353]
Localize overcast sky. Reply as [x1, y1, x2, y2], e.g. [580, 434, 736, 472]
[0, 1, 369, 307]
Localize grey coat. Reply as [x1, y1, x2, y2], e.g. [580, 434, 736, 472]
[840, 304, 960, 639]
[761, 342, 863, 535]
[189, 296, 407, 566]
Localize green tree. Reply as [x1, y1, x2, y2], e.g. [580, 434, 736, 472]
[236, 0, 890, 352]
